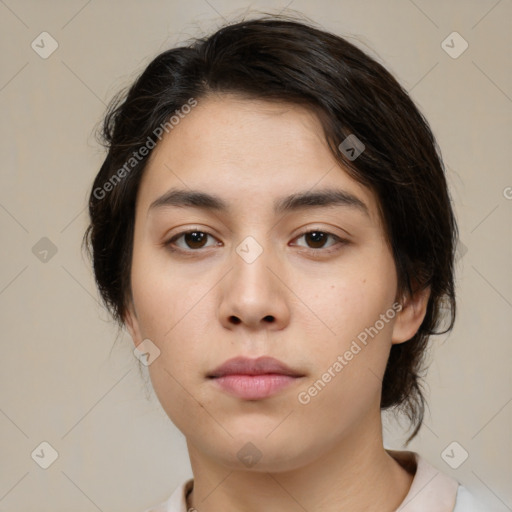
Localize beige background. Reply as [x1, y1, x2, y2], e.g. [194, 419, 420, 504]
[0, 1, 510, 511]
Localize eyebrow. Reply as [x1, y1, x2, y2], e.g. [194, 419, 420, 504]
[148, 187, 369, 217]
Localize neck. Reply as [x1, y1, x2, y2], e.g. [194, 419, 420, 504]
[186, 411, 414, 512]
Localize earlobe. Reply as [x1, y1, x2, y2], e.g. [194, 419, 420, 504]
[391, 286, 431, 344]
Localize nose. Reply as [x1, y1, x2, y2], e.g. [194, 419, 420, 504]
[218, 241, 291, 331]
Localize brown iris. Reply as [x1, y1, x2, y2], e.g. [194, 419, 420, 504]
[304, 231, 328, 249]
[184, 231, 208, 249]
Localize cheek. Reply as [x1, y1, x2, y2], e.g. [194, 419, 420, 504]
[130, 250, 210, 400]
[296, 270, 395, 348]
[292, 258, 398, 401]
[136, 284, 214, 435]
[130, 242, 207, 339]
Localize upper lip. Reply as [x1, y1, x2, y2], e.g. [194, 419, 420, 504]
[207, 356, 304, 378]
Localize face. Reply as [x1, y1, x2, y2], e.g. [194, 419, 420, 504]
[124, 95, 427, 472]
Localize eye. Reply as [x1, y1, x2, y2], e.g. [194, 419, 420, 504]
[292, 230, 345, 251]
[165, 230, 220, 251]
[164, 228, 347, 255]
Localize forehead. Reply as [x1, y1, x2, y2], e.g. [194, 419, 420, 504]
[150, 94, 331, 170]
[136, 95, 380, 224]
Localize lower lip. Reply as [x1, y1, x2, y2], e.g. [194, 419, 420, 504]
[210, 374, 300, 400]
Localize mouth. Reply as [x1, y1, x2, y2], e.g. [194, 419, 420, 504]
[207, 356, 305, 400]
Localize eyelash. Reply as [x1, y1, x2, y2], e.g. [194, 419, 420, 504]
[163, 228, 348, 257]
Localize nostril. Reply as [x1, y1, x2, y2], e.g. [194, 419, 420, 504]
[263, 315, 275, 322]
[230, 316, 241, 324]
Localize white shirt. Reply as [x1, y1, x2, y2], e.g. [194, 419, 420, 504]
[142, 450, 489, 512]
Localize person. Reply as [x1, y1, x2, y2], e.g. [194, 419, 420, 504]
[83, 13, 490, 512]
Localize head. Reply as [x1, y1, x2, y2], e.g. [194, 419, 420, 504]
[83, 14, 457, 467]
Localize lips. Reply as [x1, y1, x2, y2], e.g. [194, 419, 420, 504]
[207, 356, 304, 378]
[207, 356, 305, 400]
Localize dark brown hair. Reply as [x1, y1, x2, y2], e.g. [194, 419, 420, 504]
[83, 13, 457, 442]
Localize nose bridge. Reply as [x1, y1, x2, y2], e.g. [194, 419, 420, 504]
[231, 233, 276, 302]
[219, 232, 290, 329]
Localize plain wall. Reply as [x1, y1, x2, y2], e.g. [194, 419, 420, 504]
[0, 1, 510, 510]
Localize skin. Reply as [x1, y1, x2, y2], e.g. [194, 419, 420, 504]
[124, 94, 430, 512]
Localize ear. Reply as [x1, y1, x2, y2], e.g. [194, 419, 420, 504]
[391, 285, 431, 344]
[124, 300, 143, 347]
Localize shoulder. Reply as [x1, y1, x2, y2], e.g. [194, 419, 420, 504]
[141, 478, 193, 512]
